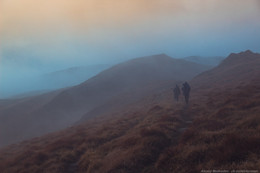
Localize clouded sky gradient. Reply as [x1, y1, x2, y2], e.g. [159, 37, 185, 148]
[1, 0, 260, 65]
[0, 0, 260, 97]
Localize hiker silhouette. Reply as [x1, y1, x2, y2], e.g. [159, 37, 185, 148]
[173, 84, 181, 102]
[182, 82, 191, 104]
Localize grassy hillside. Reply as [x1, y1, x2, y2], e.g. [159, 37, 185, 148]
[0, 51, 259, 172]
[0, 54, 210, 147]
[0, 79, 259, 173]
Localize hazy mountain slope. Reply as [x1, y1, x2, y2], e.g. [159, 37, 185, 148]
[41, 64, 111, 90]
[0, 54, 210, 147]
[0, 89, 64, 146]
[0, 50, 259, 172]
[10, 89, 52, 99]
[191, 50, 260, 91]
[183, 56, 225, 66]
[78, 54, 211, 122]
[0, 64, 111, 99]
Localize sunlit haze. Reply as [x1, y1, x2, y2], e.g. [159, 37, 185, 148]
[1, 0, 260, 97]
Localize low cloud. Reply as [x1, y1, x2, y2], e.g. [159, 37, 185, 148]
[0, 0, 260, 98]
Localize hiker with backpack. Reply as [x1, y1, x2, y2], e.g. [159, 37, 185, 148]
[182, 82, 191, 104]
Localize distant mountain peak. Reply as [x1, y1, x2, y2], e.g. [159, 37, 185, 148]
[182, 56, 225, 66]
[243, 49, 254, 54]
[123, 54, 174, 65]
[238, 50, 257, 56]
[134, 53, 172, 60]
[229, 50, 257, 57]
[154, 53, 170, 57]
[222, 50, 259, 66]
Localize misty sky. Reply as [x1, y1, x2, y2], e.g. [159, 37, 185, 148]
[1, 0, 260, 97]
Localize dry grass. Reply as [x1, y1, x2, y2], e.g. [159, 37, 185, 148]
[0, 82, 260, 172]
[154, 83, 260, 172]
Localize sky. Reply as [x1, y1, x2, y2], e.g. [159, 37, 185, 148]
[0, 0, 260, 97]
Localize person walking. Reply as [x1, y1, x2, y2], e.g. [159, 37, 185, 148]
[182, 82, 191, 104]
[173, 84, 181, 102]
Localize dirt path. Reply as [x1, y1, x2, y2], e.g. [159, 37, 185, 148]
[177, 105, 193, 135]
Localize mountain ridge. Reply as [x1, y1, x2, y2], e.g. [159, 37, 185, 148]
[191, 50, 260, 91]
[0, 50, 259, 172]
[182, 56, 225, 66]
[0, 53, 210, 147]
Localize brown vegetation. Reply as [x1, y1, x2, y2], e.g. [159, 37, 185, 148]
[1, 81, 259, 172]
[0, 54, 210, 147]
[0, 51, 259, 172]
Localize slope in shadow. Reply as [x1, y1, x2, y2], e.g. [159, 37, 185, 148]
[0, 54, 210, 147]
[0, 50, 259, 172]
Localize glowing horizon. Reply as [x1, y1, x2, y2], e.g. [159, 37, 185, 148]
[1, 0, 260, 67]
[0, 0, 260, 98]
